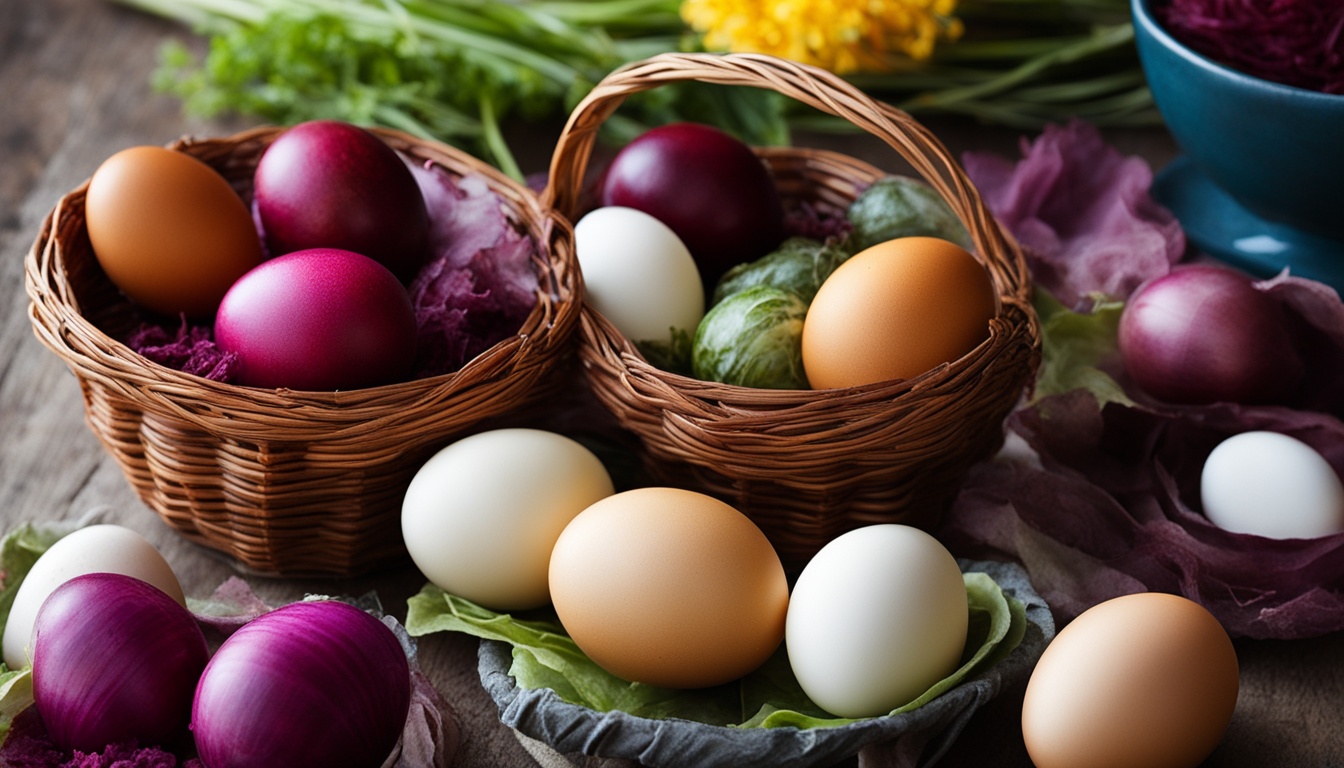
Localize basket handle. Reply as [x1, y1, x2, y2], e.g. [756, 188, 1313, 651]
[542, 52, 1031, 303]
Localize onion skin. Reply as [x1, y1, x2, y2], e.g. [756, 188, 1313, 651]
[31, 572, 209, 754]
[600, 122, 785, 285]
[192, 600, 411, 768]
[1118, 264, 1304, 405]
[254, 120, 431, 282]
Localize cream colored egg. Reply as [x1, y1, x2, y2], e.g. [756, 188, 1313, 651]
[2, 524, 185, 670]
[401, 428, 615, 611]
[1022, 592, 1239, 768]
[785, 524, 968, 718]
[548, 487, 788, 689]
[574, 206, 705, 344]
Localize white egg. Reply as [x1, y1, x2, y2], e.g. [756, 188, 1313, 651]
[785, 524, 968, 719]
[1200, 430, 1344, 539]
[401, 428, 615, 611]
[574, 206, 704, 344]
[2, 524, 185, 670]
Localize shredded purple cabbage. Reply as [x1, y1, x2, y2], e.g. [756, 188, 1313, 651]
[405, 165, 538, 378]
[0, 710, 201, 768]
[783, 200, 852, 243]
[125, 320, 239, 382]
[1156, 0, 1344, 94]
[962, 120, 1185, 310]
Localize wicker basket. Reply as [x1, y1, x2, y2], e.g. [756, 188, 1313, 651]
[26, 125, 581, 577]
[544, 53, 1041, 570]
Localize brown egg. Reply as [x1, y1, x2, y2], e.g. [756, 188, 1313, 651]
[85, 146, 264, 317]
[1021, 593, 1240, 768]
[801, 236, 996, 389]
[547, 487, 788, 689]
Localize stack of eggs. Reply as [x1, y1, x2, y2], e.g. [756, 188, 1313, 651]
[402, 427, 971, 718]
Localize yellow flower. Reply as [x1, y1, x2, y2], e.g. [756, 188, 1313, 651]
[682, 0, 964, 74]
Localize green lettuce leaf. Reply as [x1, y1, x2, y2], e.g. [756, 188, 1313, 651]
[1032, 289, 1132, 406]
[0, 668, 31, 742]
[406, 571, 1025, 729]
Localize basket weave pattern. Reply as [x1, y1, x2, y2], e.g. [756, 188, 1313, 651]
[544, 53, 1041, 569]
[26, 125, 580, 576]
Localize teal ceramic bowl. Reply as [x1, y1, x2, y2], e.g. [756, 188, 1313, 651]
[1132, 0, 1344, 283]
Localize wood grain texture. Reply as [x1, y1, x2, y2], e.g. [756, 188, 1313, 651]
[1, 2, 1340, 767]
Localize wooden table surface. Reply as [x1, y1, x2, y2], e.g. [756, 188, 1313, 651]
[3, 2, 1342, 766]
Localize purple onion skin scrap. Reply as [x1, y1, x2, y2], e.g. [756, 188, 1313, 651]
[191, 600, 411, 768]
[31, 573, 210, 755]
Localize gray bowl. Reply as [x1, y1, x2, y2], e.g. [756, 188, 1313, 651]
[477, 560, 1052, 768]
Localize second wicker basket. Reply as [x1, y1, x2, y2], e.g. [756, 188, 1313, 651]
[544, 52, 1042, 570]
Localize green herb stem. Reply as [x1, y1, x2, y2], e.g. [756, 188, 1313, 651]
[112, 0, 1159, 173]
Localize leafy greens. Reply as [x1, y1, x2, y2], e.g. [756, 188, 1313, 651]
[127, 0, 788, 178]
[405, 571, 1026, 729]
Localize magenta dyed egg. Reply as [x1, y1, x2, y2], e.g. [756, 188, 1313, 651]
[253, 120, 431, 282]
[214, 248, 417, 390]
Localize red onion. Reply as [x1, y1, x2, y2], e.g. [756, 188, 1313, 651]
[1118, 264, 1304, 405]
[191, 600, 411, 768]
[31, 572, 209, 754]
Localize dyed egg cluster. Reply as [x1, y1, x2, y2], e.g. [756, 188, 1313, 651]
[83, 121, 433, 391]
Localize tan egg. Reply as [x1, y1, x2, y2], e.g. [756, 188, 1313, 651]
[801, 236, 996, 389]
[548, 487, 788, 689]
[85, 146, 264, 317]
[1022, 593, 1240, 768]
